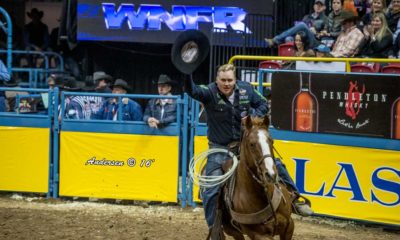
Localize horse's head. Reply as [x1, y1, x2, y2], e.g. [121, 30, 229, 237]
[241, 116, 277, 184]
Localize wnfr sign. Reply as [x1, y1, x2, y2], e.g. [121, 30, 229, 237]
[102, 4, 251, 33]
[77, 0, 274, 45]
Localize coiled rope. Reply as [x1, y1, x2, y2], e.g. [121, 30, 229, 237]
[189, 148, 239, 188]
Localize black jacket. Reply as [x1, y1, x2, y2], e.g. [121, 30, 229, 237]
[185, 78, 268, 146]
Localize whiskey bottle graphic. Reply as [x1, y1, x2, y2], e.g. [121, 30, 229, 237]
[292, 73, 318, 132]
[392, 97, 400, 139]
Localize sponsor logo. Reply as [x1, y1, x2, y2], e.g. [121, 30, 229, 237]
[102, 3, 251, 33]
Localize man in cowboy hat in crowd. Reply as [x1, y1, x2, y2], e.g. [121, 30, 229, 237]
[93, 79, 142, 121]
[93, 71, 113, 93]
[23, 8, 49, 52]
[143, 74, 177, 129]
[329, 10, 365, 57]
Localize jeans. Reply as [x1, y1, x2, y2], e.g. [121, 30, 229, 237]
[275, 158, 299, 192]
[0, 96, 5, 112]
[203, 142, 230, 227]
[202, 144, 299, 227]
[274, 22, 319, 48]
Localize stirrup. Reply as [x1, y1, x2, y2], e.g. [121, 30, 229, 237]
[292, 195, 313, 217]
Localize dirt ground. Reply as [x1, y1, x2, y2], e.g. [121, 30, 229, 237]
[0, 194, 398, 240]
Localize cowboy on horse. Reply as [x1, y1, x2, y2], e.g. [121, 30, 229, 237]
[184, 63, 313, 238]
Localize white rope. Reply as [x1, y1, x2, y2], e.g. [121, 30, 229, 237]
[189, 148, 239, 188]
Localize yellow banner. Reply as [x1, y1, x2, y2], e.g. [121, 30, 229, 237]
[0, 126, 50, 193]
[275, 140, 400, 226]
[192, 137, 400, 225]
[59, 131, 179, 202]
[193, 136, 209, 202]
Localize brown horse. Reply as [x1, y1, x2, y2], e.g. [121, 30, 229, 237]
[210, 116, 294, 240]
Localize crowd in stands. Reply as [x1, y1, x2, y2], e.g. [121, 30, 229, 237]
[266, 0, 400, 60]
[0, 70, 179, 128]
[2, 0, 400, 120]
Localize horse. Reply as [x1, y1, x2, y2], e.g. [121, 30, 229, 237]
[209, 116, 294, 240]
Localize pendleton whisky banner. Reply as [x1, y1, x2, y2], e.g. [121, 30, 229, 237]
[271, 71, 400, 139]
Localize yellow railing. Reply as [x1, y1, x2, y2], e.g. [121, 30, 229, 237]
[228, 55, 400, 87]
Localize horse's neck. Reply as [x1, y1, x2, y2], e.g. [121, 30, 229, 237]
[236, 155, 266, 196]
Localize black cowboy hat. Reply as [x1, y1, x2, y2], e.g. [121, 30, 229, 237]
[93, 71, 113, 83]
[81, 77, 96, 92]
[27, 8, 44, 19]
[171, 30, 210, 75]
[61, 76, 81, 92]
[112, 79, 131, 92]
[157, 74, 175, 85]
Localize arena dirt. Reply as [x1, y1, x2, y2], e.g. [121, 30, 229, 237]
[0, 194, 398, 240]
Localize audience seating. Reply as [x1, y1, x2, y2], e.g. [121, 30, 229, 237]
[259, 42, 295, 70]
[259, 61, 282, 69]
[278, 42, 295, 57]
[350, 63, 381, 73]
[381, 63, 400, 74]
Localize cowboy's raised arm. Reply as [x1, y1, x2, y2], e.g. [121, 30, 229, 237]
[184, 75, 212, 104]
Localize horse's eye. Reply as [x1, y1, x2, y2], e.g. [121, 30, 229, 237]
[250, 143, 255, 147]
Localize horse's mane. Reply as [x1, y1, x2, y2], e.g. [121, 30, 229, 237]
[244, 116, 268, 129]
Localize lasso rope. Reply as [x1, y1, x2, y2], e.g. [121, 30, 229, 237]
[189, 148, 239, 188]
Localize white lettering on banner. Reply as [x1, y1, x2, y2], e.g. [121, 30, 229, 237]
[337, 118, 370, 130]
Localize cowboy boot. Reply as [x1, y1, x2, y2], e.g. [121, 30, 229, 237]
[292, 194, 313, 217]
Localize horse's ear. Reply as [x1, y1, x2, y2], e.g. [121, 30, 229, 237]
[263, 115, 270, 128]
[242, 115, 253, 129]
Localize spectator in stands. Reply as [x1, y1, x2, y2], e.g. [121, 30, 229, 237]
[314, 44, 332, 57]
[265, 0, 328, 49]
[47, 74, 58, 89]
[386, 0, 400, 32]
[387, 0, 400, 57]
[344, 0, 359, 15]
[360, 0, 387, 26]
[143, 74, 177, 129]
[359, 12, 393, 57]
[93, 79, 142, 121]
[353, 0, 370, 17]
[23, 8, 49, 51]
[317, 0, 346, 48]
[294, 31, 316, 57]
[0, 59, 10, 112]
[329, 10, 365, 57]
[93, 71, 113, 93]
[282, 31, 315, 69]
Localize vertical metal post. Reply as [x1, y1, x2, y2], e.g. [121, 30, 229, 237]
[176, 95, 182, 203]
[188, 98, 197, 207]
[52, 88, 60, 198]
[180, 93, 189, 207]
[258, 69, 264, 95]
[47, 89, 54, 198]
